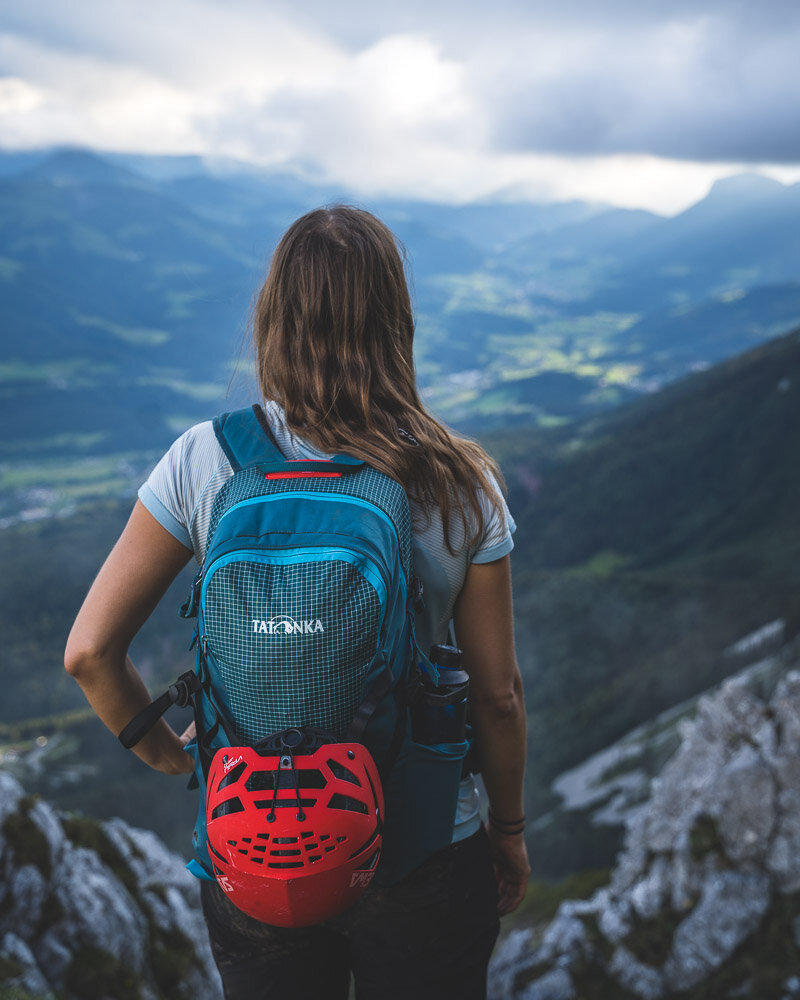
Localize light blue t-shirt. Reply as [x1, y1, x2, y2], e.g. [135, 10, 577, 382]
[139, 401, 515, 841]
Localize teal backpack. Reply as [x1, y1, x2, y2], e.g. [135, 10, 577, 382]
[122, 404, 470, 886]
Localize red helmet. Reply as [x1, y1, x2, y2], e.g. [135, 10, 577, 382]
[205, 729, 384, 927]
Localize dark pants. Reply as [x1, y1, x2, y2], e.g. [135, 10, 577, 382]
[201, 827, 500, 1000]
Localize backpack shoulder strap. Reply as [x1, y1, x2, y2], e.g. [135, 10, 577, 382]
[213, 404, 284, 472]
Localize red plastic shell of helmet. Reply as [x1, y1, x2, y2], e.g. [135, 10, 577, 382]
[205, 741, 384, 927]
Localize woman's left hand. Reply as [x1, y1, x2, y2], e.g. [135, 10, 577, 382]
[179, 721, 197, 747]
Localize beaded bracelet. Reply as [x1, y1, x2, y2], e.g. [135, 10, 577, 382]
[488, 810, 526, 835]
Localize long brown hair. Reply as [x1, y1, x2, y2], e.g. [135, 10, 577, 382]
[253, 205, 505, 549]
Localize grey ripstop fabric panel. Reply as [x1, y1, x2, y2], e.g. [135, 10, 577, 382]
[206, 465, 413, 581]
[203, 559, 382, 743]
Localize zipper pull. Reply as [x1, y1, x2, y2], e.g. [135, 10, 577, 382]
[180, 569, 203, 618]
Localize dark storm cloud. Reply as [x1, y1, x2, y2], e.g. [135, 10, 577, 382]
[259, 0, 800, 163]
[485, 2, 800, 162]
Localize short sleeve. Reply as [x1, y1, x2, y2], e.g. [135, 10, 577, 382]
[470, 472, 516, 564]
[137, 421, 233, 563]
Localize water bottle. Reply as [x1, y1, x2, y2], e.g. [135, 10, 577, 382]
[412, 644, 470, 744]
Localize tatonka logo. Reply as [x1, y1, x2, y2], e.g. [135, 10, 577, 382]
[252, 615, 325, 635]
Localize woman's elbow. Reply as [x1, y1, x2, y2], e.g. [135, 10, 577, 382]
[64, 636, 91, 680]
[472, 678, 524, 722]
[64, 629, 110, 681]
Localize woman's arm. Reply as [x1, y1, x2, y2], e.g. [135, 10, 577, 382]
[64, 500, 195, 775]
[453, 555, 531, 915]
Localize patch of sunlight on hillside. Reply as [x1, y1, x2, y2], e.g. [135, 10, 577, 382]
[74, 314, 171, 346]
[164, 288, 208, 320]
[0, 256, 22, 280]
[574, 550, 631, 577]
[0, 432, 106, 456]
[602, 364, 642, 385]
[432, 273, 532, 316]
[136, 375, 226, 401]
[0, 360, 115, 384]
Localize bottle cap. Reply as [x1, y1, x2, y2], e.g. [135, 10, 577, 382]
[429, 644, 461, 669]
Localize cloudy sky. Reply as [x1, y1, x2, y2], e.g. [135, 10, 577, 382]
[1, 0, 799, 213]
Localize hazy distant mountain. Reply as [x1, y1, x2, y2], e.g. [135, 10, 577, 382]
[2, 146, 800, 471]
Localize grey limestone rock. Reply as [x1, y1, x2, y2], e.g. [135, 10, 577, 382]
[518, 967, 575, 1000]
[0, 772, 24, 825]
[535, 908, 590, 965]
[597, 894, 632, 944]
[102, 818, 221, 996]
[663, 869, 771, 991]
[47, 843, 149, 981]
[6, 865, 49, 940]
[28, 797, 67, 869]
[32, 930, 73, 989]
[488, 927, 538, 1000]
[628, 854, 672, 922]
[714, 744, 776, 864]
[771, 674, 800, 756]
[0, 771, 223, 999]
[608, 945, 666, 1000]
[103, 817, 194, 894]
[0, 931, 55, 999]
[489, 664, 800, 998]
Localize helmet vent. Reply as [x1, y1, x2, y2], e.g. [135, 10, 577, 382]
[211, 797, 245, 821]
[255, 798, 315, 810]
[245, 770, 326, 792]
[209, 841, 229, 863]
[218, 763, 247, 789]
[328, 794, 368, 814]
[327, 760, 359, 784]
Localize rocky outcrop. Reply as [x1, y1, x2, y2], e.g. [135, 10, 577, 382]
[0, 772, 222, 1000]
[489, 671, 800, 1000]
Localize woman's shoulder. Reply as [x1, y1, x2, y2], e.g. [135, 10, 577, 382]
[174, 418, 225, 461]
[139, 419, 234, 557]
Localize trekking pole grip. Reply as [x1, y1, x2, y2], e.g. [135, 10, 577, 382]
[118, 689, 174, 749]
[118, 671, 202, 749]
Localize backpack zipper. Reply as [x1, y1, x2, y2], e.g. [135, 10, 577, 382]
[200, 544, 395, 642]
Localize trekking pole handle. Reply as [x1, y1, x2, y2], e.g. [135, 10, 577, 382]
[118, 671, 201, 749]
[118, 690, 174, 749]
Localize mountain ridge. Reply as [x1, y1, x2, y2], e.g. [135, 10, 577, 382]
[3, 146, 800, 475]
